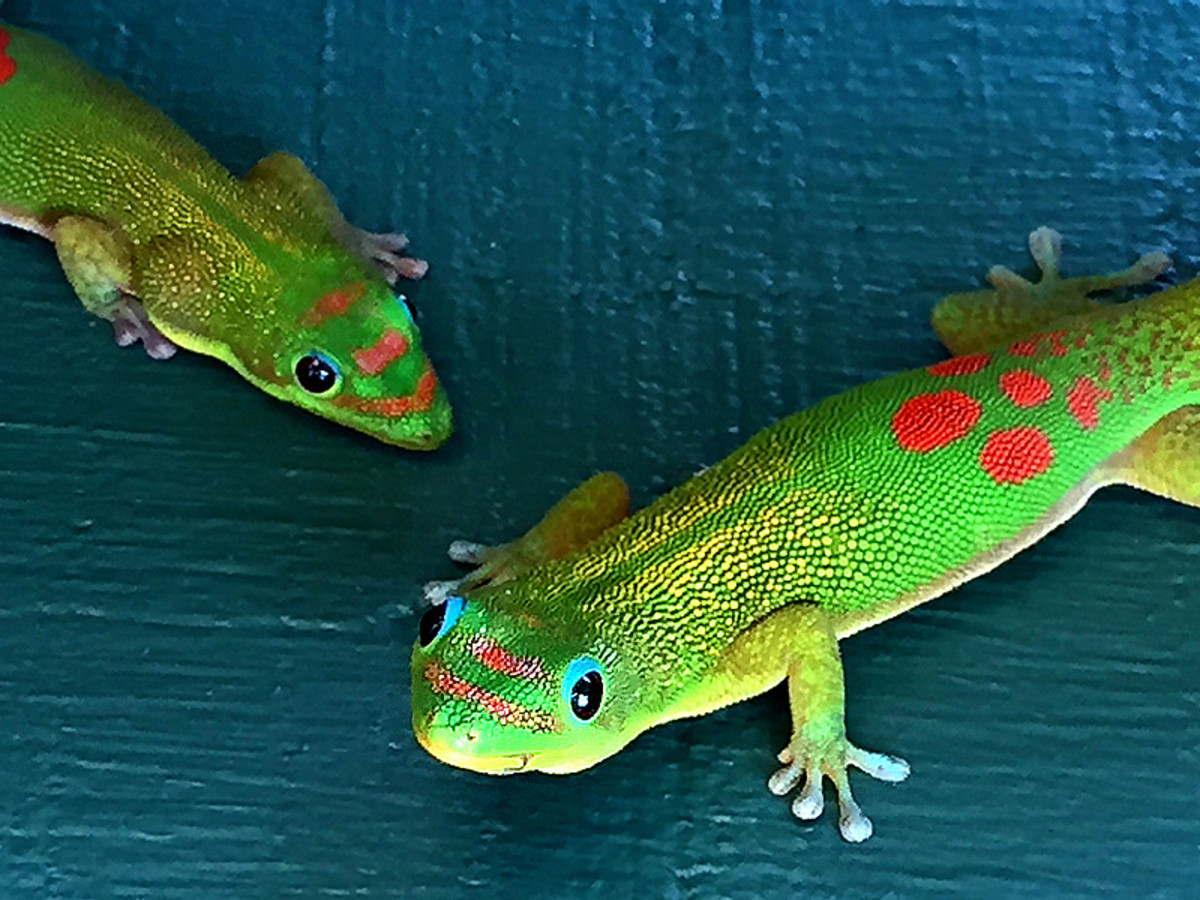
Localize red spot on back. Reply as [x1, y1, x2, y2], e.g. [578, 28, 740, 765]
[468, 636, 547, 681]
[333, 366, 440, 418]
[0, 29, 16, 85]
[1009, 329, 1070, 359]
[999, 369, 1052, 408]
[353, 328, 410, 376]
[979, 427, 1055, 484]
[928, 353, 991, 377]
[300, 281, 366, 327]
[892, 390, 982, 453]
[1066, 376, 1114, 431]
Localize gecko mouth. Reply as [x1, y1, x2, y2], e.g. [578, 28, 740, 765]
[414, 724, 536, 775]
[496, 755, 532, 775]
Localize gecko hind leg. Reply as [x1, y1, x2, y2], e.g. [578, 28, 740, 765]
[1102, 406, 1200, 508]
[423, 472, 630, 604]
[53, 215, 179, 359]
[932, 226, 1171, 356]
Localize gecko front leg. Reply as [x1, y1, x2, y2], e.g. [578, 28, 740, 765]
[767, 608, 909, 841]
[424, 471, 630, 604]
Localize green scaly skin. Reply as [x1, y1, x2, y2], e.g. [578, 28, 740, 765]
[411, 227, 1192, 841]
[0, 24, 451, 449]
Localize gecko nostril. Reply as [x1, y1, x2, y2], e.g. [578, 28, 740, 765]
[465, 729, 480, 744]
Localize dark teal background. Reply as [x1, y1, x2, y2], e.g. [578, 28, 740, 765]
[2, 0, 1199, 896]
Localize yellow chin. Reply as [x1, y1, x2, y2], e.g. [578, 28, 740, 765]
[415, 727, 533, 775]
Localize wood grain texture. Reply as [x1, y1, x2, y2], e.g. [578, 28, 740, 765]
[1, 0, 1198, 896]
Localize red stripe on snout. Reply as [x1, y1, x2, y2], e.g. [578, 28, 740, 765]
[424, 660, 558, 732]
[353, 329, 410, 375]
[468, 636, 547, 681]
[301, 281, 366, 327]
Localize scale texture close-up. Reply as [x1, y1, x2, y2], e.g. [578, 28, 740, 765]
[1, 0, 1198, 897]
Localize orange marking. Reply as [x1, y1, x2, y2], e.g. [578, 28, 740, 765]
[300, 281, 366, 327]
[0, 29, 14, 86]
[1067, 376, 1114, 431]
[999, 369, 1052, 408]
[979, 427, 1054, 485]
[333, 366, 440, 418]
[1009, 329, 1070, 359]
[892, 390, 982, 453]
[928, 353, 991, 377]
[424, 660, 558, 732]
[353, 329, 410, 375]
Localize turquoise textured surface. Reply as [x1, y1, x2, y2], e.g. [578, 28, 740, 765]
[1, 0, 1198, 896]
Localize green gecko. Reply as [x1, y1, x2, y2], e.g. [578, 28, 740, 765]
[0, 24, 451, 449]
[410, 226, 1190, 841]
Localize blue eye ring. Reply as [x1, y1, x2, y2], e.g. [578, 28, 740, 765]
[294, 351, 343, 396]
[396, 294, 415, 324]
[418, 595, 466, 648]
[562, 656, 604, 723]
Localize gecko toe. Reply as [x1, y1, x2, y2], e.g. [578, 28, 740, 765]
[846, 746, 910, 782]
[447, 540, 490, 564]
[1028, 226, 1063, 277]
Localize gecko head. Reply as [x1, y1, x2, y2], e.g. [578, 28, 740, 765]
[410, 589, 645, 775]
[225, 273, 452, 450]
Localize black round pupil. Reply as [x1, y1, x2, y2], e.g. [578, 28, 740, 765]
[295, 355, 338, 394]
[570, 671, 603, 721]
[418, 603, 446, 647]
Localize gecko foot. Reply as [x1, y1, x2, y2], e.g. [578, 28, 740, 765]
[346, 228, 429, 285]
[768, 737, 909, 842]
[987, 225, 1171, 296]
[421, 541, 503, 605]
[112, 297, 178, 360]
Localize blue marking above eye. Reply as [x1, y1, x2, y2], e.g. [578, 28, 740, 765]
[418, 595, 466, 647]
[562, 656, 604, 723]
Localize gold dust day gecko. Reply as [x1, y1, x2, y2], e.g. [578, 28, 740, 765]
[0, 24, 451, 449]
[410, 227, 1189, 841]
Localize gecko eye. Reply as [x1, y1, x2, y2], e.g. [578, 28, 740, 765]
[294, 352, 342, 395]
[396, 294, 415, 323]
[418, 595, 466, 648]
[563, 657, 604, 723]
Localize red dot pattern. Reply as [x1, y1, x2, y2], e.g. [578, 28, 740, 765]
[1009, 329, 1070, 359]
[1067, 376, 1114, 431]
[0, 30, 15, 86]
[979, 427, 1055, 484]
[928, 353, 992, 377]
[999, 369, 1053, 408]
[892, 390, 982, 453]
